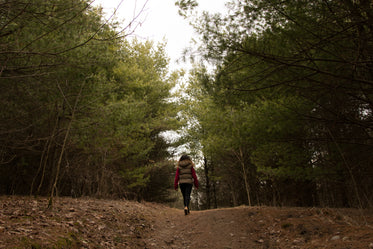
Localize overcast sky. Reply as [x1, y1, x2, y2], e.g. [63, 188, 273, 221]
[92, 0, 227, 71]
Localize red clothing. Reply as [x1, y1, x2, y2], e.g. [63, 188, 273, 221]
[174, 166, 199, 190]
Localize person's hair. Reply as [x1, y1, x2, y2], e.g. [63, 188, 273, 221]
[177, 154, 194, 169]
[179, 154, 191, 161]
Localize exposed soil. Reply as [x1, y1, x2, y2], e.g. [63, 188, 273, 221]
[1, 196, 372, 248]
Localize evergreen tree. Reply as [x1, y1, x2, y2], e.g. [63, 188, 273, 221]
[178, 0, 373, 207]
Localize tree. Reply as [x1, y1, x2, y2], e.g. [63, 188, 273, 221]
[0, 0, 181, 203]
[178, 0, 373, 207]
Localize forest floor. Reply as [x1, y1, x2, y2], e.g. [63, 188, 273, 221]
[0, 196, 372, 248]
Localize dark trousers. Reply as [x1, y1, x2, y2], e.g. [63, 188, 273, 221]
[179, 183, 193, 208]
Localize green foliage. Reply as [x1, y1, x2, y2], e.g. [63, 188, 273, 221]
[175, 0, 199, 17]
[121, 166, 150, 189]
[0, 0, 181, 201]
[179, 0, 373, 207]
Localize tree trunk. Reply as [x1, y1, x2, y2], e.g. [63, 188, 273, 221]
[211, 163, 217, 209]
[204, 156, 211, 209]
[229, 180, 237, 206]
[48, 81, 85, 208]
[31, 106, 60, 196]
[235, 147, 251, 206]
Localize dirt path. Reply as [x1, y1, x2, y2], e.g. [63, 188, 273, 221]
[145, 206, 261, 248]
[1, 196, 372, 248]
[145, 205, 373, 249]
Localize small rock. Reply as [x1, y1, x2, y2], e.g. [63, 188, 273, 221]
[270, 229, 279, 235]
[293, 238, 302, 244]
[331, 235, 340, 241]
[369, 242, 373, 248]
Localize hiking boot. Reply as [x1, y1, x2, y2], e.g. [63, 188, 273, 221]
[184, 207, 188, 215]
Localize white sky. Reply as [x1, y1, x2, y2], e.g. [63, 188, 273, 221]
[92, 0, 227, 71]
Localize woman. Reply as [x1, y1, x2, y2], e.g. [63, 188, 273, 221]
[174, 155, 199, 215]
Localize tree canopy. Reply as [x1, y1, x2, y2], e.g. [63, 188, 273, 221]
[1, 0, 372, 209]
[0, 0, 180, 202]
[178, 0, 372, 208]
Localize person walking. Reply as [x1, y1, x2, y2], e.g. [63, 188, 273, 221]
[174, 155, 199, 215]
